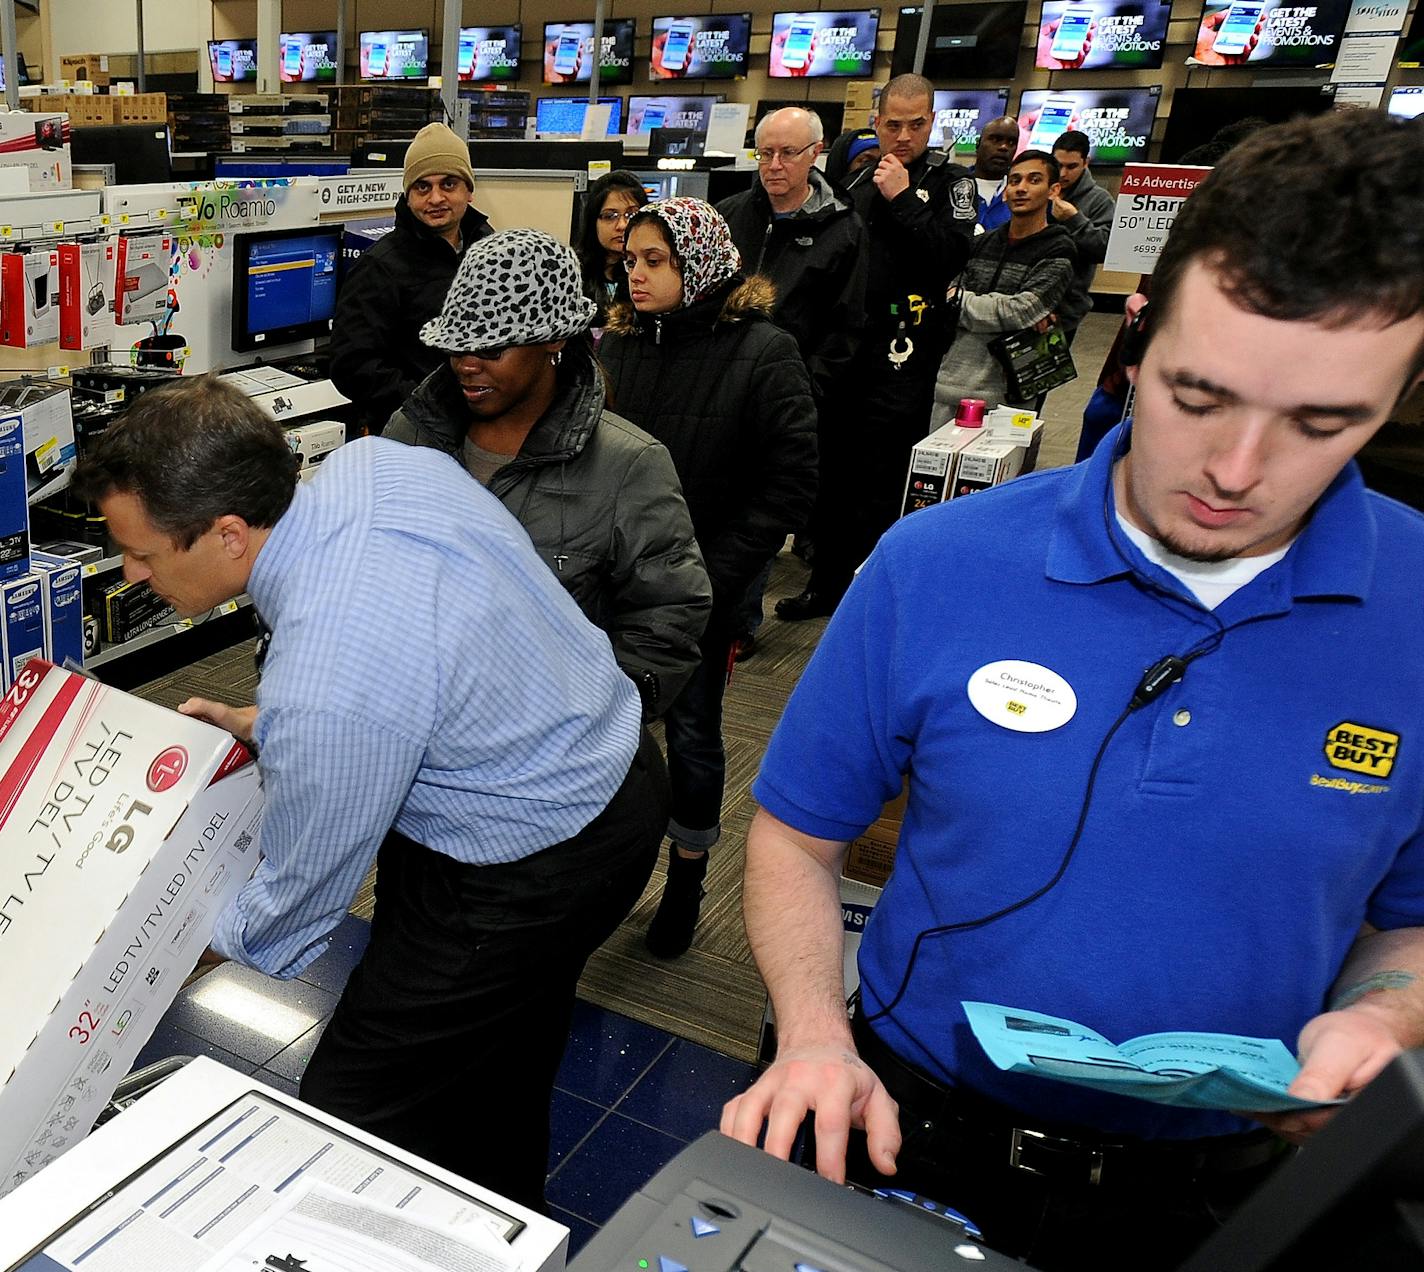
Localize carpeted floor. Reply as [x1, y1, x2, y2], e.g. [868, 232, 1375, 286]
[131, 312, 1120, 1062]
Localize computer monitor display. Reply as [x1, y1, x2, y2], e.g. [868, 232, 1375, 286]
[931, 88, 1011, 153]
[1190, 0, 1350, 68]
[208, 39, 257, 83]
[1017, 86, 1160, 164]
[359, 29, 429, 80]
[458, 26, 522, 81]
[279, 31, 338, 82]
[1399, 2, 1424, 65]
[231, 227, 343, 352]
[0, 52, 29, 90]
[651, 14, 753, 79]
[543, 19, 637, 85]
[1036, 0, 1170, 70]
[769, 10, 881, 77]
[628, 95, 720, 135]
[893, 3, 1027, 78]
[535, 96, 625, 135]
[1389, 85, 1424, 119]
[1157, 84, 1335, 161]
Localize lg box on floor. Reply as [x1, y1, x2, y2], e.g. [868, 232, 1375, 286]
[0, 660, 264, 1196]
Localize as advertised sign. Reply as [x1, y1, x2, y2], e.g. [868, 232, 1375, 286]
[1104, 164, 1211, 274]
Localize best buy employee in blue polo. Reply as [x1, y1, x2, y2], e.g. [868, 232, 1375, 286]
[724, 110, 1424, 1271]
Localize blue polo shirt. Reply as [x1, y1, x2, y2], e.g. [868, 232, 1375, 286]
[754, 424, 1424, 1140]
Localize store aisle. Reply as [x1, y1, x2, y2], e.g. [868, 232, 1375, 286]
[129, 914, 758, 1257]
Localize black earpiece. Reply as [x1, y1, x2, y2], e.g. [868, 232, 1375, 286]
[1119, 301, 1151, 368]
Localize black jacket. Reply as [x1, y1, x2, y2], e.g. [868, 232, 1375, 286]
[600, 275, 818, 633]
[384, 345, 711, 713]
[716, 169, 869, 403]
[329, 196, 493, 431]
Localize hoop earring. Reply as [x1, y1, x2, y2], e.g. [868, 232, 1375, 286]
[551, 350, 563, 367]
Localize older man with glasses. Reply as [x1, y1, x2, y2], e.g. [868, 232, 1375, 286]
[716, 107, 868, 655]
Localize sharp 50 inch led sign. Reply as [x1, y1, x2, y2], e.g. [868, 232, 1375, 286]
[770, 10, 881, 77]
[1036, 1, 1170, 69]
[651, 14, 752, 79]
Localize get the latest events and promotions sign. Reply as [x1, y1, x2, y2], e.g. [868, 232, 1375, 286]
[1104, 164, 1212, 274]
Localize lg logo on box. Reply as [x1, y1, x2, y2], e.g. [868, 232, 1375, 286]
[147, 745, 189, 792]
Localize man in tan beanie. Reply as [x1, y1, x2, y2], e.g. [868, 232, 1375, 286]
[331, 123, 493, 433]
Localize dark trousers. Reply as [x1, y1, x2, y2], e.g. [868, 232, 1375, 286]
[662, 638, 733, 848]
[835, 1015, 1290, 1271]
[299, 728, 668, 1213]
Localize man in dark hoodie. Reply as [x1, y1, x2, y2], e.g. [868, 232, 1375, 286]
[933, 149, 1076, 424]
[1050, 130, 1116, 339]
[776, 73, 976, 622]
[330, 123, 493, 433]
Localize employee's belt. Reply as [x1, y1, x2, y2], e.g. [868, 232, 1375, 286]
[851, 1012, 1290, 1191]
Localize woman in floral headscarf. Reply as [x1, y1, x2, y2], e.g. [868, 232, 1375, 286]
[599, 197, 817, 959]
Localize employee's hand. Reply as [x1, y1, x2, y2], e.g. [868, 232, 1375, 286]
[179, 696, 258, 746]
[720, 1043, 901, 1183]
[1249, 1009, 1403, 1144]
[873, 154, 911, 202]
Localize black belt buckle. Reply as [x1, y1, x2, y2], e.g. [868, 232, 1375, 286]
[1009, 1127, 1107, 1187]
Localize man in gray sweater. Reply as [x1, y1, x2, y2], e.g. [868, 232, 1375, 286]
[1049, 130, 1116, 338]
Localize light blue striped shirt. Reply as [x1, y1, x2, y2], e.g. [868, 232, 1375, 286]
[210, 437, 643, 979]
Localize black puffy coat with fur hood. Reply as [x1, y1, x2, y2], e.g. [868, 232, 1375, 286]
[599, 274, 818, 633]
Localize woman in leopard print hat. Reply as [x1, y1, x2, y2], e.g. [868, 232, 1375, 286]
[599, 199, 818, 959]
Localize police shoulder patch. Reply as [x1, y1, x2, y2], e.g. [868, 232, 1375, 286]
[951, 180, 977, 220]
[1324, 721, 1400, 779]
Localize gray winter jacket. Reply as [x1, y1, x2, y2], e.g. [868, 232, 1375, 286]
[1051, 166, 1116, 332]
[384, 344, 711, 714]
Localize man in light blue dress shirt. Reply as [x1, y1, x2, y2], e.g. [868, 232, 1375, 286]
[73, 375, 669, 1212]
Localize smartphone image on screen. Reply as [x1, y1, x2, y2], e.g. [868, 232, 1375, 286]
[1050, 3, 1095, 60]
[553, 31, 583, 76]
[458, 35, 477, 77]
[641, 104, 669, 132]
[215, 45, 232, 79]
[1213, 0, 1266, 55]
[367, 40, 388, 77]
[1028, 95, 1076, 149]
[283, 37, 304, 80]
[661, 21, 695, 72]
[781, 17, 818, 70]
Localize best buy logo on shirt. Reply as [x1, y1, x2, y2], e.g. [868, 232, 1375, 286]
[1324, 722, 1400, 779]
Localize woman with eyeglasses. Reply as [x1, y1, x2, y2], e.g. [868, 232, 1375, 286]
[577, 169, 650, 330]
[598, 198, 817, 959]
[385, 228, 711, 722]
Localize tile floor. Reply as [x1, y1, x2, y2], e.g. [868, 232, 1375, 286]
[128, 913, 761, 1259]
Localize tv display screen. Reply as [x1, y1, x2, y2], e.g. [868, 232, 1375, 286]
[628, 95, 720, 134]
[279, 31, 338, 83]
[458, 26, 522, 81]
[931, 88, 1012, 152]
[1189, 0, 1350, 68]
[1388, 85, 1424, 119]
[1036, 0, 1170, 70]
[1399, 2, 1424, 65]
[651, 14, 753, 79]
[893, 3, 1027, 78]
[208, 39, 257, 84]
[769, 10, 881, 78]
[232, 227, 343, 352]
[1157, 84, 1335, 161]
[359, 29, 429, 80]
[1017, 86, 1161, 164]
[543, 19, 637, 85]
[535, 96, 625, 134]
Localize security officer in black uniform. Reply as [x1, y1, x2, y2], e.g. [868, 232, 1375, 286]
[778, 73, 977, 621]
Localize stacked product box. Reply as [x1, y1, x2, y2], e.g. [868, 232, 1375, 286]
[0, 413, 31, 582]
[902, 411, 1046, 516]
[0, 659, 263, 1196]
[0, 551, 88, 687]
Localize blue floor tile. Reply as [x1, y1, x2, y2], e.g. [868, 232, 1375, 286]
[545, 1112, 686, 1226]
[130, 1021, 257, 1076]
[615, 1039, 760, 1143]
[161, 962, 338, 1068]
[550, 1206, 600, 1259]
[296, 914, 371, 995]
[266, 1018, 329, 1083]
[555, 1001, 673, 1109]
[549, 1088, 607, 1175]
